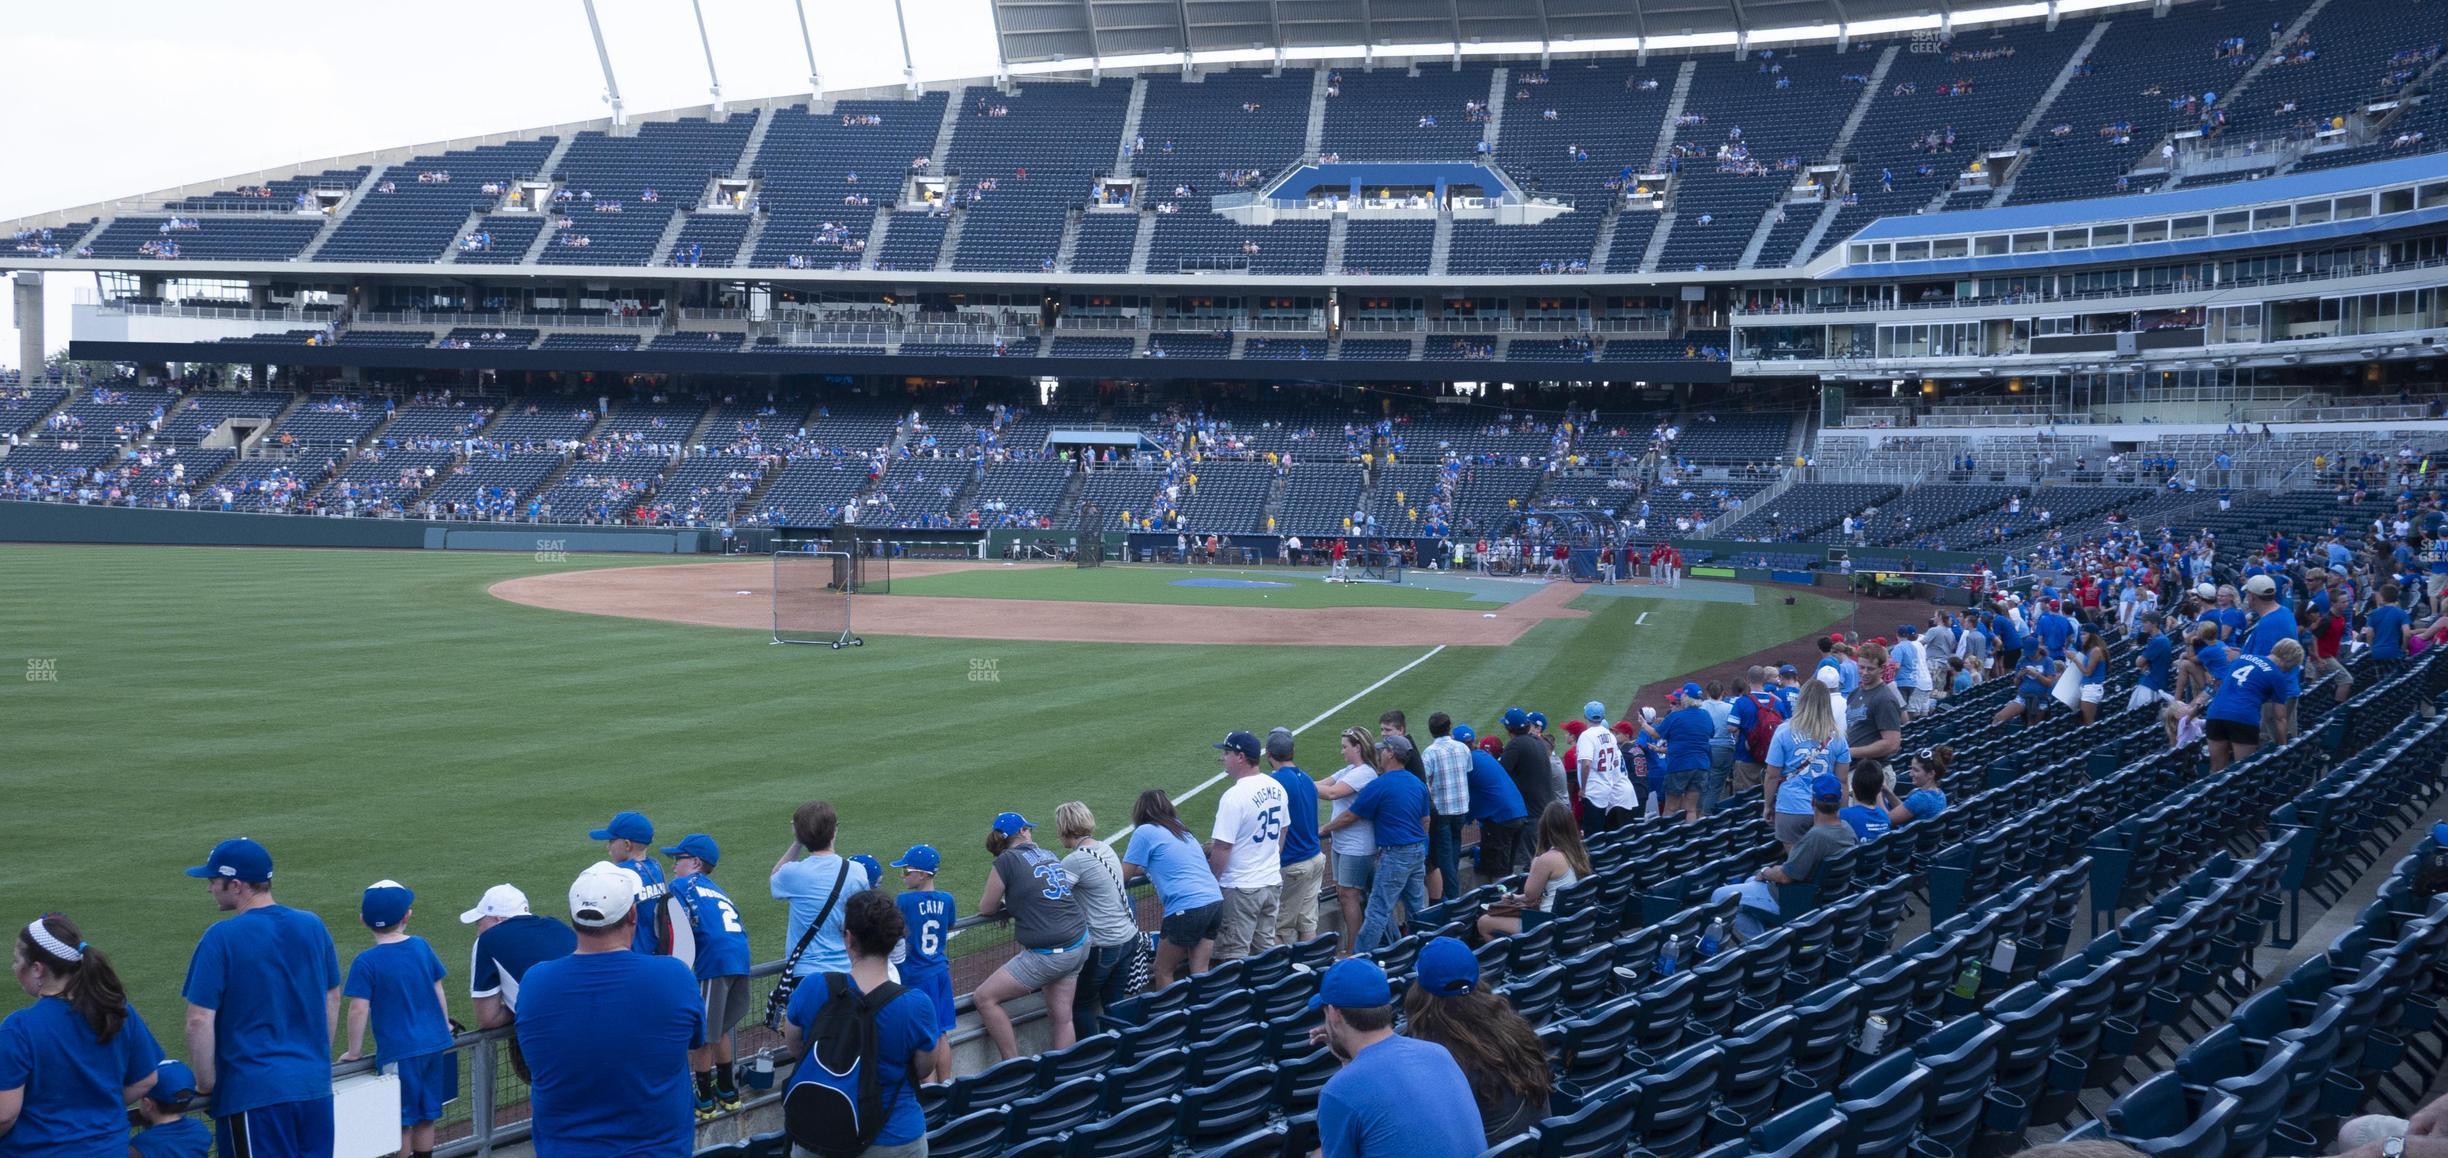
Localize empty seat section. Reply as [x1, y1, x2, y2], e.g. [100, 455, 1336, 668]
[1337, 221, 1433, 275]
[1278, 463, 1366, 535]
[1320, 65, 1494, 159]
[1067, 214, 1140, 273]
[159, 393, 291, 446]
[2006, 4, 2269, 203]
[947, 83, 1131, 271]
[317, 139, 560, 262]
[874, 215, 947, 271]
[539, 117, 754, 266]
[165, 167, 368, 214]
[1137, 70, 1316, 273]
[1656, 52, 1861, 271]
[665, 214, 750, 266]
[749, 94, 948, 268]
[83, 216, 327, 262]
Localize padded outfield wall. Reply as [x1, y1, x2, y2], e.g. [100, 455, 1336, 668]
[0, 500, 713, 553]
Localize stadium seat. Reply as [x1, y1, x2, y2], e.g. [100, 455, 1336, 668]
[2095, 1071, 2241, 1156]
[1062, 1096, 1179, 1157]
[1007, 1074, 1106, 1141]
[1833, 1049, 1932, 1158]
[743, 1132, 789, 1158]
[1187, 1023, 1267, 1084]
[1038, 1032, 1122, 1089]
[1534, 1075, 1641, 1158]
[1271, 1045, 1338, 1112]
[1698, 1092, 1842, 1158]
[927, 1106, 1013, 1158]
[1174, 1065, 1279, 1145]
[1631, 1039, 1725, 1158]
[948, 1054, 1042, 1115]
[1099, 1046, 1191, 1113]
[1550, 996, 1640, 1089]
[1193, 1123, 1287, 1158]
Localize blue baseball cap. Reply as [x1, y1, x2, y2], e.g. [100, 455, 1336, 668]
[993, 811, 1033, 836]
[588, 811, 655, 843]
[148, 1060, 200, 1109]
[1810, 773, 1844, 801]
[1778, 664, 1798, 676]
[1502, 707, 1530, 730]
[849, 854, 884, 884]
[1307, 957, 1394, 1011]
[892, 844, 943, 873]
[184, 838, 273, 884]
[1452, 724, 1477, 745]
[1415, 936, 1480, 997]
[659, 833, 721, 869]
[1679, 682, 1705, 700]
[1528, 711, 1549, 728]
[1898, 624, 1919, 636]
[1583, 700, 1608, 722]
[1213, 730, 1262, 761]
[361, 880, 414, 930]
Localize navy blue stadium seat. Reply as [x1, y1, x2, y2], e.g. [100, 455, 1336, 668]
[927, 1106, 1013, 1158]
[1174, 1065, 1278, 1145]
[1062, 1096, 1178, 1157]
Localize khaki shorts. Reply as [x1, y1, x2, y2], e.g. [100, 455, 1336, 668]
[1000, 936, 1087, 990]
[1729, 761, 1766, 794]
[1216, 885, 1282, 960]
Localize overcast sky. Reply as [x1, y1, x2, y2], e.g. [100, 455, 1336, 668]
[3, 0, 1004, 366]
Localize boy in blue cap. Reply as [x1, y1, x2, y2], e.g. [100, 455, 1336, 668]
[890, 843, 958, 1079]
[588, 812, 669, 956]
[1308, 957, 1484, 1157]
[339, 881, 455, 1158]
[129, 1060, 212, 1157]
[660, 834, 751, 1118]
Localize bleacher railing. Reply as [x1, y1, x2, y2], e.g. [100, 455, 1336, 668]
[1732, 254, 2448, 318]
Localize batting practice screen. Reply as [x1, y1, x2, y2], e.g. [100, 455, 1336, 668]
[772, 550, 862, 647]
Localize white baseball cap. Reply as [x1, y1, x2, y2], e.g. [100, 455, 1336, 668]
[2193, 582, 2217, 599]
[569, 863, 643, 928]
[1815, 667, 1843, 690]
[460, 883, 532, 924]
[2242, 575, 2277, 597]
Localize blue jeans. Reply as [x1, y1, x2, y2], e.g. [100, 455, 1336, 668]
[1072, 941, 1136, 1040]
[1704, 748, 1735, 814]
[1358, 842, 1430, 953]
[1428, 815, 1468, 897]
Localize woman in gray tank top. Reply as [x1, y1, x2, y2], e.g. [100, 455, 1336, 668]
[975, 810, 1090, 1059]
[1055, 800, 1144, 1040]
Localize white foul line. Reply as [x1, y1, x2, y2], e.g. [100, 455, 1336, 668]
[1636, 611, 1651, 626]
[1101, 644, 1448, 843]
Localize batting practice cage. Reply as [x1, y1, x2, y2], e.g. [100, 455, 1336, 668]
[771, 550, 865, 648]
[1077, 502, 1104, 568]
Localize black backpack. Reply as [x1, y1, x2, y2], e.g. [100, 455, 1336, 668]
[783, 973, 908, 1158]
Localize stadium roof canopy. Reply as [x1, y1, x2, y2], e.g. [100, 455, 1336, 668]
[989, 0, 2002, 66]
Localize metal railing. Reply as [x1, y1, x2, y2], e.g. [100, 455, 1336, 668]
[1731, 254, 2448, 318]
[351, 310, 665, 330]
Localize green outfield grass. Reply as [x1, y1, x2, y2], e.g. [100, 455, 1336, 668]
[0, 544, 1847, 1030]
[884, 562, 1492, 608]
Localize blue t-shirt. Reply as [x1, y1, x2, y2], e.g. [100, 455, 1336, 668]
[2372, 604, 2413, 659]
[1990, 613, 2023, 652]
[785, 975, 941, 1147]
[1122, 824, 1224, 915]
[0, 997, 164, 1155]
[1657, 706, 1717, 773]
[1768, 726, 1851, 815]
[2208, 653, 2294, 725]
[1901, 788, 1947, 819]
[617, 856, 670, 957]
[1838, 804, 1891, 841]
[341, 936, 452, 1066]
[896, 890, 954, 974]
[2076, 647, 2107, 688]
[667, 874, 752, 980]
[2035, 612, 2074, 658]
[2017, 655, 2055, 698]
[517, 951, 704, 1155]
[182, 904, 341, 1118]
[2140, 633, 2175, 691]
[1465, 750, 1529, 824]
[469, 914, 576, 1012]
[1272, 765, 1324, 865]
[1351, 769, 1431, 847]
[2214, 606, 2249, 640]
[771, 854, 871, 977]
[2244, 604, 2298, 657]
[1318, 1033, 1484, 1158]
[1769, 683, 1796, 717]
[1951, 669, 1976, 694]
[130, 1115, 213, 1158]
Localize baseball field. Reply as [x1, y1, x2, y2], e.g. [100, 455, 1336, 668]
[1, 543, 1863, 1028]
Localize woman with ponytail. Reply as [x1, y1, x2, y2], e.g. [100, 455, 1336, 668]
[0, 913, 166, 1153]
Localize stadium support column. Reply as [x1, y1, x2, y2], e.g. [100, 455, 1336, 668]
[793, 0, 822, 101]
[581, 0, 627, 128]
[13, 272, 42, 375]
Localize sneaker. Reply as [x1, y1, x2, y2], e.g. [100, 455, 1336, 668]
[695, 1094, 717, 1122]
[717, 1086, 742, 1111]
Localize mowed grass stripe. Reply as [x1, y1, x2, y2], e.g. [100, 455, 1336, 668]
[882, 562, 1493, 608]
[0, 545, 1843, 1030]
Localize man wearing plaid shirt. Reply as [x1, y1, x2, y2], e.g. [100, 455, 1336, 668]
[1419, 712, 1476, 902]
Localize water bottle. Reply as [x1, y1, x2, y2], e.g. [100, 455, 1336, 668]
[1859, 1012, 1892, 1054]
[1953, 956, 1984, 1000]
[1660, 934, 1683, 978]
[1701, 918, 1726, 959]
[1990, 936, 2018, 977]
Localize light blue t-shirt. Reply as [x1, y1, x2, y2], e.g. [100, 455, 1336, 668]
[771, 854, 871, 977]
[1838, 804, 1891, 841]
[1122, 823, 1224, 915]
[1768, 726, 1851, 815]
[1901, 788, 1948, 819]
